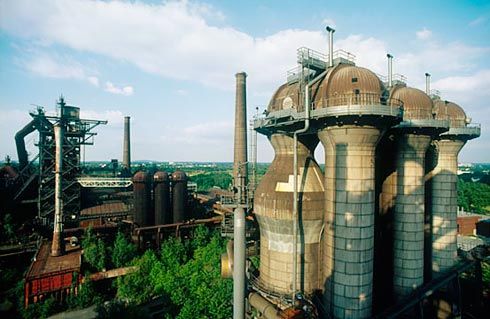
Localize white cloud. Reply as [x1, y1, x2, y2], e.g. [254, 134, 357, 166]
[87, 76, 99, 87]
[23, 53, 86, 79]
[161, 121, 233, 145]
[79, 109, 124, 127]
[104, 82, 134, 96]
[416, 27, 432, 40]
[469, 17, 486, 27]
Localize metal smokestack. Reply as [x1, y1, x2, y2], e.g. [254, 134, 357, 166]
[326, 26, 335, 68]
[387, 54, 393, 88]
[51, 124, 64, 257]
[425, 73, 431, 95]
[123, 116, 131, 175]
[233, 72, 248, 194]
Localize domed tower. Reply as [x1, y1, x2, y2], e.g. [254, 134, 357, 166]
[133, 171, 151, 227]
[314, 64, 401, 318]
[383, 86, 448, 301]
[154, 171, 171, 225]
[172, 171, 188, 223]
[254, 82, 325, 296]
[428, 99, 480, 277]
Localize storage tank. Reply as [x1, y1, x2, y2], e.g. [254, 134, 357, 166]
[254, 83, 324, 296]
[133, 171, 151, 227]
[154, 171, 171, 225]
[315, 64, 396, 318]
[172, 171, 188, 223]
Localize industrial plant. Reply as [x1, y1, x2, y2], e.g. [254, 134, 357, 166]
[0, 25, 488, 319]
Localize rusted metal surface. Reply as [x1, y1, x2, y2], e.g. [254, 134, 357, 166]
[80, 202, 131, 218]
[154, 171, 171, 225]
[172, 171, 188, 223]
[390, 86, 433, 120]
[88, 266, 137, 281]
[133, 170, 151, 227]
[24, 243, 81, 307]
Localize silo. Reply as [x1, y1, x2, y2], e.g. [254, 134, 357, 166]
[428, 100, 480, 277]
[133, 171, 151, 227]
[253, 83, 324, 296]
[154, 171, 171, 225]
[172, 171, 188, 223]
[315, 64, 399, 318]
[386, 86, 443, 300]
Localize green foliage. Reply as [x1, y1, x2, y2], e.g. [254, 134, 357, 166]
[111, 232, 137, 268]
[1, 213, 18, 244]
[20, 297, 61, 319]
[189, 172, 232, 191]
[458, 178, 490, 215]
[116, 250, 159, 304]
[67, 276, 102, 309]
[82, 228, 108, 271]
[113, 225, 232, 318]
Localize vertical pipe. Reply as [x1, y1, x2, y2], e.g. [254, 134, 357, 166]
[233, 206, 246, 319]
[387, 54, 393, 88]
[51, 124, 64, 257]
[234, 72, 248, 203]
[326, 26, 335, 68]
[425, 73, 431, 96]
[123, 116, 131, 175]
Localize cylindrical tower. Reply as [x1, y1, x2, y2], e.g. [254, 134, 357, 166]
[172, 171, 188, 223]
[133, 171, 151, 227]
[51, 124, 64, 257]
[429, 100, 480, 277]
[234, 72, 248, 196]
[122, 116, 131, 176]
[388, 87, 435, 300]
[254, 133, 324, 295]
[154, 171, 171, 225]
[315, 64, 398, 318]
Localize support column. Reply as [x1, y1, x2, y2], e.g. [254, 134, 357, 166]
[430, 139, 465, 276]
[392, 134, 431, 299]
[319, 126, 382, 319]
[51, 124, 64, 257]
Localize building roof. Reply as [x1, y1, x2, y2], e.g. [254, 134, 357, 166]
[26, 243, 81, 280]
[80, 202, 131, 219]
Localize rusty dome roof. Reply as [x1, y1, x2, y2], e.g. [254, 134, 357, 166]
[154, 171, 169, 182]
[390, 87, 433, 120]
[313, 64, 382, 108]
[267, 83, 301, 112]
[172, 170, 188, 181]
[433, 99, 467, 128]
[133, 170, 149, 183]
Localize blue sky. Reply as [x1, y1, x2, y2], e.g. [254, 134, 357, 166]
[1, 0, 489, 163]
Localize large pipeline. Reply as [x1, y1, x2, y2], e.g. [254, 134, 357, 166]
[15, 119, 38, 170]
[292, 69, 327, 303]
[51, 124, 64, 257]
[248, 293, 282, 319]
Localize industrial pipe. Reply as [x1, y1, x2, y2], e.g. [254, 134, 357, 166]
[51, 124, 64, 257]
[248, 293, 282, 319]
[221, 240, 234, 279]
[292, 69, 328, 304]
[326, 26, 335, 68]
[387, 54, 393, 88]
[234, 207, 246, 319]
[425, 73, 431, 95]
[15, 119, 38, 170]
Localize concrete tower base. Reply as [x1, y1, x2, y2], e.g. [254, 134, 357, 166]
[429, 139, 465, 277]
[392, 134, 431, 299]
[319, 126, 382, 319]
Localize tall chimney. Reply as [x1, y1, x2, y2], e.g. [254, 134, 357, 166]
[232, 72, 248, 319]
[122, 116, 131, 176]
[51, 124, 64, 257]
[425, 73, 431, 95]
[326, 26, 335, 68]
[233, 72, 248, 195]
[387, 54, 393, 88]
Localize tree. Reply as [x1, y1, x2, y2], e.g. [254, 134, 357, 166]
[111, 232, 137, 268]
[82, 228, 108, 272]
